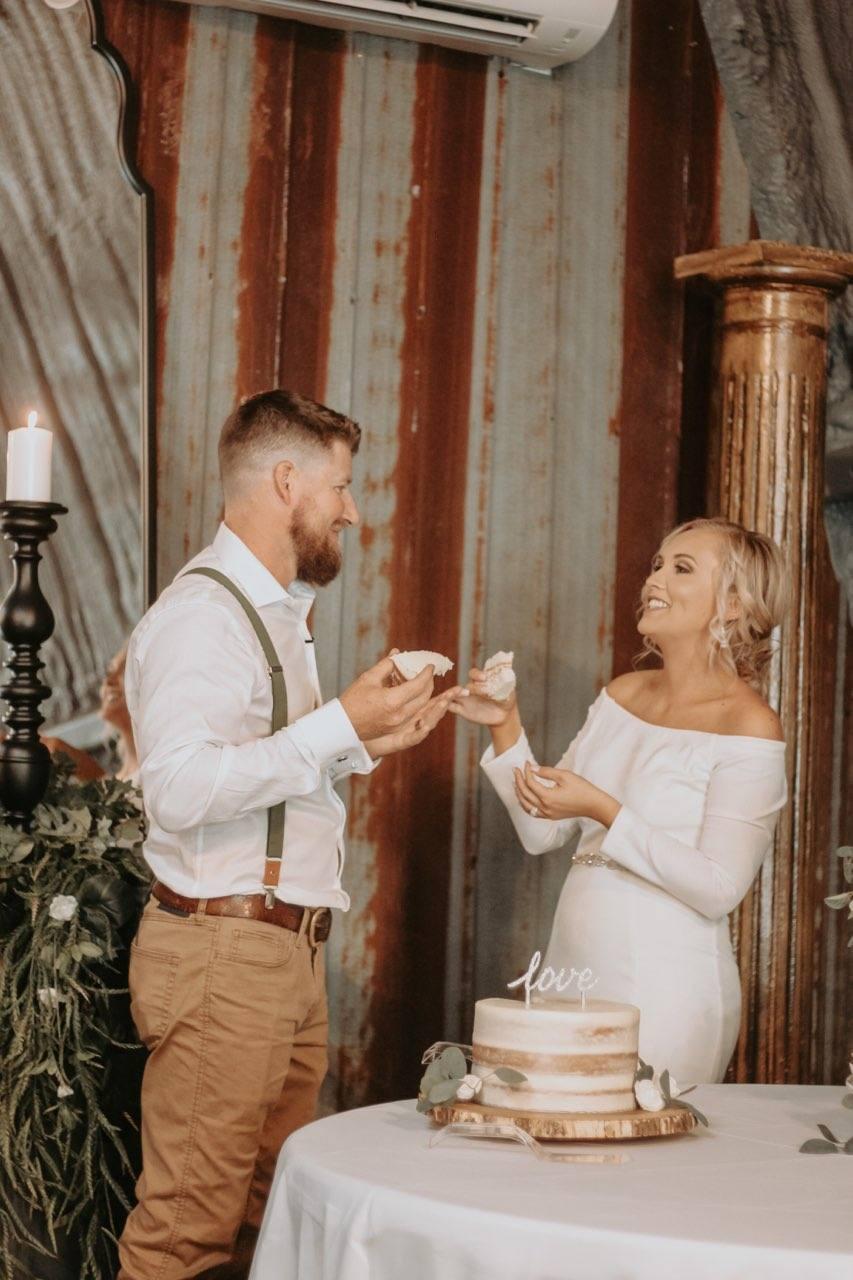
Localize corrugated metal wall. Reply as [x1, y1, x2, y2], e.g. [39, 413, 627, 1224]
[99, 0, 850, 1106]
[0, 1, 142, 723]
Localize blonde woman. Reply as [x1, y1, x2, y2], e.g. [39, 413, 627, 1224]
[452, 519, 788, 1082]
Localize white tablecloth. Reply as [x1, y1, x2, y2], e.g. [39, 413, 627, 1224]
[251, 1085, 853, 1280]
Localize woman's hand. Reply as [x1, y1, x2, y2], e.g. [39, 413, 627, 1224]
[449, 667, 517, 726]
[513, 762, 620, 828]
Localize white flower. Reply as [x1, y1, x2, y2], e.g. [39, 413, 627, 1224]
[48, 894, 78, 922]
[56, 1082, 73, 1099]
[37, 987, 63, 1009]
[635, 1079, 666, 1112]
[667, 1075, 682, 1098]
[455, 1073, 483, 1101]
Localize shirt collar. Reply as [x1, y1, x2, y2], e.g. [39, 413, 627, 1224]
[211, 523, 316, 618]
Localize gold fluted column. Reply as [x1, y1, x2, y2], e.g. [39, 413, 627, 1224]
[676, 241, 853, 1084]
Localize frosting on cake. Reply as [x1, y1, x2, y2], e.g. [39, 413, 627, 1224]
[471, 996, 639, 1114]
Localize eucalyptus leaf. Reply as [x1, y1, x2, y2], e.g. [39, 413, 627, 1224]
[659, 1069, 672, 1102]
[79, 874, 137, 930]
[842, 1094, 853, 1110]
[817, 1124, 840, 1146]
[492, 1066, 527, 1085]
[415, 1094, 434, 1115]
[672, 1098, 709, 1127]
[634, 1061, 654, 1083]
[438, 1046, 467, 1080]
[799, 1138, 839, 1154]
[76, 940, 104, 960]
[844, 1138, 853, 1154]
[420, 1061, 444, 1092]
[9, 838, 34, 863]
[429, 1079, 463, 1105]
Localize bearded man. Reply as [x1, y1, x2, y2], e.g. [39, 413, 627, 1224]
[117, 390, 459, 1278]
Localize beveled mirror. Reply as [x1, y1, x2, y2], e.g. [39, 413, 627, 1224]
[0, 0, 153, 755]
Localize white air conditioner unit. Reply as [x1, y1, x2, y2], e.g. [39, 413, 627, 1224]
[173, 0, 619, 70]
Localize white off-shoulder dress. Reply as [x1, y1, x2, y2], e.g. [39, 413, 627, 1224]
[481, 689, 787, 1083]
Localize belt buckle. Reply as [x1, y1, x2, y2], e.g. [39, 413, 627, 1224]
[306, 907, 330, 948]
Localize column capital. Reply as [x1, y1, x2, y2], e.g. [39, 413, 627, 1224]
[675, 239, 853, 293]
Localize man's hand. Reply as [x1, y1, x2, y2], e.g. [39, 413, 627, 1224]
[364, 685, 465, 758]
[340, 655, 439, 742]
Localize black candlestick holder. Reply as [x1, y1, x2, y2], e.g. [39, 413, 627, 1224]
[0, 501, 67, 825]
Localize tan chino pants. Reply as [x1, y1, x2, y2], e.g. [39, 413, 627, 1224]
[117, 898, 328, 1279]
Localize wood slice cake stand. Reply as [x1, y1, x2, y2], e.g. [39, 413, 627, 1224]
[431, 1099, 696, 1141]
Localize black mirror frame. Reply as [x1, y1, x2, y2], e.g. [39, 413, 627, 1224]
[78, 0, 157, 607]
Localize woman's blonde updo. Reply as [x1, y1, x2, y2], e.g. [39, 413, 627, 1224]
[638, 517, 789, 690]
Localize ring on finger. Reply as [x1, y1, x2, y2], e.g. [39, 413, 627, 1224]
[529, 805, 539, 818]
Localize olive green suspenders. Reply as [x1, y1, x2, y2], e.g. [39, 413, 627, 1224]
[185, 567, 287, 907]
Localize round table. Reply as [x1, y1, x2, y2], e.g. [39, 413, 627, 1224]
[251, 1085, 853, 1280]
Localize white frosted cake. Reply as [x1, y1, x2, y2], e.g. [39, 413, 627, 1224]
[471, 997, 640, 1114]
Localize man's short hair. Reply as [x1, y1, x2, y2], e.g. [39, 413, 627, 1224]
[219, 390, 361, 492]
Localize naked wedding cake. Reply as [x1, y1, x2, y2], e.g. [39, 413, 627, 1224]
[471, 996, 640, 1114]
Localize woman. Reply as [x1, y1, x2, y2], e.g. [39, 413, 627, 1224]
[43, 644, 138, 782]
[98, 643, 138, 781]
[452, 518, 788, 1083]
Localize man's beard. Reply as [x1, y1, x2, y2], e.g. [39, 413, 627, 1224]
[292, 502, 343, 587]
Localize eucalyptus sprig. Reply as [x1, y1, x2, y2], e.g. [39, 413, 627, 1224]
[634, 1058, 709, 1127]
[0, 757, 149, 1278]
[416, 1045, 526, 1114]
[799, 1123, 853, 1155]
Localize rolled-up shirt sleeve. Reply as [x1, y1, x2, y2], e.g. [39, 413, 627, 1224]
[132, 602, 364, 834]
[480, 696, 603, 855]
[600, 744, 787, 920]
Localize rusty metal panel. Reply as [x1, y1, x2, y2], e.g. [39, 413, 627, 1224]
[157, 4, 261, 575]
[454, 7, 630, 1026]
[0, 0, 142, 723]
[95, 0, 852, 1113]
[469, 63, 567, 1002]
[313, 34, 421, 1108]
[613, 0, 699, 671]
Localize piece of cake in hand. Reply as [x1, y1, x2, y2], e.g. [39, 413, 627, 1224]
[390, 650, 454, 686]
[481, 650, 516, 702]
[471, 997, 639, 1114]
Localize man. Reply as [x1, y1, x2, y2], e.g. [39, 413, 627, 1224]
[117, 390, 461, 1278]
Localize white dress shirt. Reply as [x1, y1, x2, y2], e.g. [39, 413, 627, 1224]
[125, 523, 376, 909]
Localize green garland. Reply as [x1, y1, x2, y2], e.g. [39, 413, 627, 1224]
[0, 758, 150, 1278]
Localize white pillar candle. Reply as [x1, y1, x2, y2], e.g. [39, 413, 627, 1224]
[6, 411, 53, 502]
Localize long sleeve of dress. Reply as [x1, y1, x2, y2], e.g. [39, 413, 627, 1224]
[480, 693, 605, 855]
[600, 742, 787, 921]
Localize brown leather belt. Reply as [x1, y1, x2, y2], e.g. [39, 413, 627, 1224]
[151, 880, 332, 943]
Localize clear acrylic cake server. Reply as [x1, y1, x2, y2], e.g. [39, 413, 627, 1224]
[429, 1121, 630, 1164]
[421, 1041, 472, 1064]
